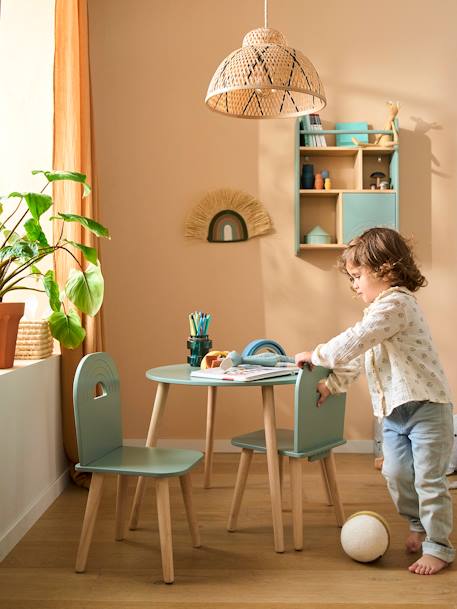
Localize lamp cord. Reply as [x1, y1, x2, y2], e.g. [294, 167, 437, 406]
[264, 0, 268, 28]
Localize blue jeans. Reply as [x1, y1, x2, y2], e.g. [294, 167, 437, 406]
[382, 401, 455, 563]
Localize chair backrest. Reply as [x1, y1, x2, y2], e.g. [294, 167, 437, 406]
[73, 352, 122, 466]
[293, 366, 346, 455]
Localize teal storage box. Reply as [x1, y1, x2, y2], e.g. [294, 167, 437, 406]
[335, 122, 368, 147]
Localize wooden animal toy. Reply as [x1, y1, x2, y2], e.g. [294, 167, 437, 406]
[352, 101, 400, 148]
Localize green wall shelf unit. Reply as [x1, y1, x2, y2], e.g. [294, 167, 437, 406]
[295, 120, 399, 254]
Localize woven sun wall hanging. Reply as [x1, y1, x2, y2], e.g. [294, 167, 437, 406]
[184, 189, 273, 243]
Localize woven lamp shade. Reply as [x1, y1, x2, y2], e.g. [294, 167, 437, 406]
[205, 27, 326, 119]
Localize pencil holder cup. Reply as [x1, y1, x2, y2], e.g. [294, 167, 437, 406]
[187, 336, 212, 367]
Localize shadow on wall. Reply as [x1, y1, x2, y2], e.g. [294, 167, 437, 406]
[401, 122, 436, 266]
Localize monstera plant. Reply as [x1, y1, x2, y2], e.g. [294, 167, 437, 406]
[0, 170, 109, 361]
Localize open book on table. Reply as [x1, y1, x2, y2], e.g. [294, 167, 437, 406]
[190, 364, 299, 382]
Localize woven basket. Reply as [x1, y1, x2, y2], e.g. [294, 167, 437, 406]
[14, 320, 54, 360]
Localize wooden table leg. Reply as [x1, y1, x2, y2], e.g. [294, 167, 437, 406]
[262, 385, 285, 553]
[129, 382, 169, 530]
[204, 386, 218, 489]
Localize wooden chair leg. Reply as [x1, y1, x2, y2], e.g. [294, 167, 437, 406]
[115, 475, 130, 541]
[289, 458, 303, 551]
[129, 382, 170, 530]
[322, 452, 345, 527]
[156, 478, 174, 584]
[279, 455, 291, 511]
[179, 472, 201, 548]
[129, 476, 146, 530]
[75, 473, 104, 573]
[227, 448, 253, 531]
[319, 459, 333, 506]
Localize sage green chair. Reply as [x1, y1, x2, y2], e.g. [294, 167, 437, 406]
[73, 352, 203, 584]
[227, 366, 346, 550]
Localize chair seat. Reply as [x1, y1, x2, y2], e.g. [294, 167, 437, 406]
[231, 428, 346, 459]
[76, 445, 203, 477]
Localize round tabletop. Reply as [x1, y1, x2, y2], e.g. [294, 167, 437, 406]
[146, 364, 298, 387]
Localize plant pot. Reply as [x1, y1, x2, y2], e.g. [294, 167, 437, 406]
[0, 302, 25, 369]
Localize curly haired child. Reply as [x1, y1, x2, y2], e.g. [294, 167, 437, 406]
[295, 227, 454, 575]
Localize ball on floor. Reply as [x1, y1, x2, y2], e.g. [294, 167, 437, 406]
[340, 511, 390, 562]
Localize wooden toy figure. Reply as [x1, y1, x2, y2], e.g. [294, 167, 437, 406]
[314, 172, 324, 189]
[352, 101, 400, 147]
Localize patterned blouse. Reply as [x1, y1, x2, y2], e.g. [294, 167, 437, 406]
[311, 286, 452, 419]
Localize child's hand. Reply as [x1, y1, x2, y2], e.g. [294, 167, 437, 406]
[295, 351, 314, 369]
[317, 380, 330, 406]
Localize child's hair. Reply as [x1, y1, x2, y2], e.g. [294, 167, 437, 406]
[338, 227, 427, 292]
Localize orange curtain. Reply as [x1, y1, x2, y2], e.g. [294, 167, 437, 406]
[53, 0, 104, 487]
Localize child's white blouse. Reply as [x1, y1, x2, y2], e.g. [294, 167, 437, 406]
[311, 286, 452, 419]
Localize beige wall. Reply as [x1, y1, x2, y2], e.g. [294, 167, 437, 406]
[88, 0, 457, 442]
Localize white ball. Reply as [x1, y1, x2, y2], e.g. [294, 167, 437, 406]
[340, 511, 390, 563]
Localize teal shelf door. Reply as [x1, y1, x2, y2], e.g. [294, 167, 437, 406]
[342, 193, 397, 244]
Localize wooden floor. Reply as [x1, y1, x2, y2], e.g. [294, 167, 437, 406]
[1, 453, 457, 609]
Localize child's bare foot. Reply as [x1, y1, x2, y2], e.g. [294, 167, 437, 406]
[405, 531, 425, 553]
[408, 554, 449, 575]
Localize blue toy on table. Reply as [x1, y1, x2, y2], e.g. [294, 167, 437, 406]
[227, 350, 295, 367]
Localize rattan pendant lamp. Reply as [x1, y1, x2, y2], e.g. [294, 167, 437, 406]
[205, 0, 326, 119]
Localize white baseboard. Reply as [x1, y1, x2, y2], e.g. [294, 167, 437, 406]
[124, 438, 374, 454]
[0, 469, 70, 562]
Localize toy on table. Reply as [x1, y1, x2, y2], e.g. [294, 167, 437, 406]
[200, 339, 296, 370]
[352, 101, 400, 148]
[227, 350, 295, 367]
[340, 511, 390, 563]
[200, 350, 295, 370]
[201, 350, 229, 369]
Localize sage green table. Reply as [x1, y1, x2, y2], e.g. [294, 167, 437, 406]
[128, 364, 298, 553]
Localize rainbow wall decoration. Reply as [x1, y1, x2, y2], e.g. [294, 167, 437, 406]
[184, 188, 273, 243]
[207, 210, 248, 242]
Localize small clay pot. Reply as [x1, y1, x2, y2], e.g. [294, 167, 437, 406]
[0, 302, 25, 368]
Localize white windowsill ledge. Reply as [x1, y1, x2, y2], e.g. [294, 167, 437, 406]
[0, 353, 61, 377]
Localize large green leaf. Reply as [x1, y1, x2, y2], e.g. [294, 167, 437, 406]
[24, 218, 49, 246]
[32, 170, 91, 198]
[53, 212, 110, 239]
[48, 309, 86, 349]
[24, 193, 53, 221]
[1, 240, 38, 261]
[65, 263, 104, 316]
[64, 240, 98, 265]
[43, 270, 61, 312]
